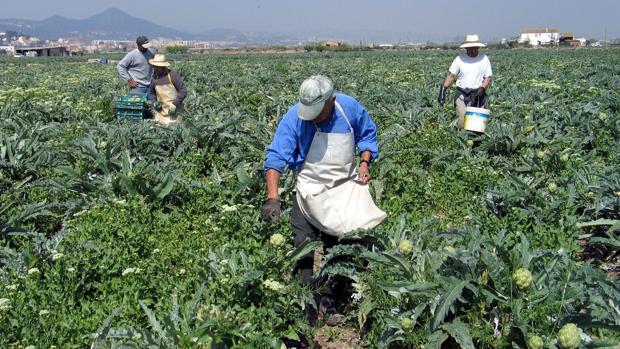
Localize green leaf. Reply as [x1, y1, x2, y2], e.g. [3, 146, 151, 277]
[379, 328, 404, 349]
[432, 277, 470, 330]
[118, 174, 138, 196]
[377, 281, 437, 296]
[285, 240, 323, 265]
[90, 307, 121, 349]
[426, 330, 449, 349]
[282, 326, 300, 341]
[169, 292, 180, 332]
[139, 300, 169, 343]
[381, 252, 414, 277]
[184, 283, 205, 324]
[577, 219, 620, 228]
[151, 173, 175, 200]
[235, 163, 251, 185]
[441, 321, 475, 349]
[585, 339, 620, 348]
[357, 297, 374, 330]
[577, 219, 620, 234]
[589, 237, 620, 249]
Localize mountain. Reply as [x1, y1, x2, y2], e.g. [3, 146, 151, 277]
[200, 28, 247, 41]
[0, 8, 303, 44]
[0, 8, 195, 41]
[199, 28, 301, 45]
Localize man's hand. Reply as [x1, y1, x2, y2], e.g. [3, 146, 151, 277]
[128, 79, 138, 88]
[437, 84, 447, 107]
[261, 198, 281, 222]
[168, 103, 177, 116]
[357, 162, 371, 184]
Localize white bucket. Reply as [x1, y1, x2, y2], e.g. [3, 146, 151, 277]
[464, 107, 491, 133]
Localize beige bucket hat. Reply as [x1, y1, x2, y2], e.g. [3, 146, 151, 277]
[460, 34, 486, 48]
[149, 54, 170, 67]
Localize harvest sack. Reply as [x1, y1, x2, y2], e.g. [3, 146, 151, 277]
[295, 101, 386, 237]
[297, 179, 386, 236]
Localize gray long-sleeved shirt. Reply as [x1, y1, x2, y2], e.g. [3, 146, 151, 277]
[147, 70, 187, 109]
[116, 48, 155, 87]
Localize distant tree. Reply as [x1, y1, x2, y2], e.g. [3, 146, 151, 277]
[165, 45, 189, 54]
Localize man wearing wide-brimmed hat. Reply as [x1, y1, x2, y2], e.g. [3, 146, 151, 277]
[147, 54, 187, 125]
[438, 34, 493, 128]
[117, 35, 156, 95]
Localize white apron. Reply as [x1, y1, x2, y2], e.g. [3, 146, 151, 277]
[295, 101, 387, 237]
[154, 73, 181, 125]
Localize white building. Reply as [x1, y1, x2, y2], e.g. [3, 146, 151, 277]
[0, 45, 15, 54]
[518, 28, 560, 46]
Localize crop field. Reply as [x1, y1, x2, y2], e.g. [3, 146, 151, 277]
[1, 49, 619, 348]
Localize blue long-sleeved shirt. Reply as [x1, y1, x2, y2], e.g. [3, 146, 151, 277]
[264, 94, 379, 173]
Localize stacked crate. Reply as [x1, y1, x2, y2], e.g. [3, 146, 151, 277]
[115, 95, 148, 121]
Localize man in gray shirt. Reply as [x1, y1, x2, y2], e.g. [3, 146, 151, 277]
[117, 36, 155, 95]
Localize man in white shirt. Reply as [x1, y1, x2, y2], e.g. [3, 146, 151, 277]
[438, 34, 493, 128]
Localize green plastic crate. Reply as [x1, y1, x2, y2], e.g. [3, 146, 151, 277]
[115, 95, 147, 121]
[116, 95, 147, 109]
[116, 109, 145, 121]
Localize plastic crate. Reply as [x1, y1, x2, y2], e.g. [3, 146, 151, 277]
[116, 95, 147, 110]
[115, 95, 147, 121]
[116, 109, 146, 121]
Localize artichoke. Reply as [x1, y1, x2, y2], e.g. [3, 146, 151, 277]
[401, 317, 414, 331]
[269, 233, 285, 247]
[398, 240, 414, 255]
[527, 335, 544, 349]
[512, 268, 533, 290]
[558, 323, 581, 349]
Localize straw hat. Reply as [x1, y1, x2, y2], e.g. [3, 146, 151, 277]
[149, 54, 170, 67]
[460, 34, 486, 48]
[297, 75, 335, 121]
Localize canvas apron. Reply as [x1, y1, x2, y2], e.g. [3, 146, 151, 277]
[154, 73, 181, 125]
[295, 101, 387, 237]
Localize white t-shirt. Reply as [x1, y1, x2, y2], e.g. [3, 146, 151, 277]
[449, 53, 493, 89]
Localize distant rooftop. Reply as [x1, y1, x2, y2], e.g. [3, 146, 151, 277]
[14, 45, 66, 50]
[521, 28, 559, 34]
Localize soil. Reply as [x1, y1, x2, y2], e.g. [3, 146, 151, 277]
[575, 238, 620, 280]
[314, 325, 362, 349]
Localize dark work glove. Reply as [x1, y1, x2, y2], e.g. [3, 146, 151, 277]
[260, 198, 281, 222]
[437, 84, 447, 106]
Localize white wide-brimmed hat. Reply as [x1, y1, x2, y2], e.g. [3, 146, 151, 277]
[148, 54, 170, 67]
[460, 34, 486, 48]
[297, 75, 335, 121]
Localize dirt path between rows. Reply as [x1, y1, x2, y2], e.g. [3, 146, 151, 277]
[314, 325, 362, 349]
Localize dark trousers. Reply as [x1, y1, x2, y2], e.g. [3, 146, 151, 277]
[455, 86, 487, 108]
[291, 195, 350, 301]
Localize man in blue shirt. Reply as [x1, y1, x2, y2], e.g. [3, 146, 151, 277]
[261, 75, 385, 325]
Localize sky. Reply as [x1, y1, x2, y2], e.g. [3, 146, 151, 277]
[3, 0, 619, 42]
